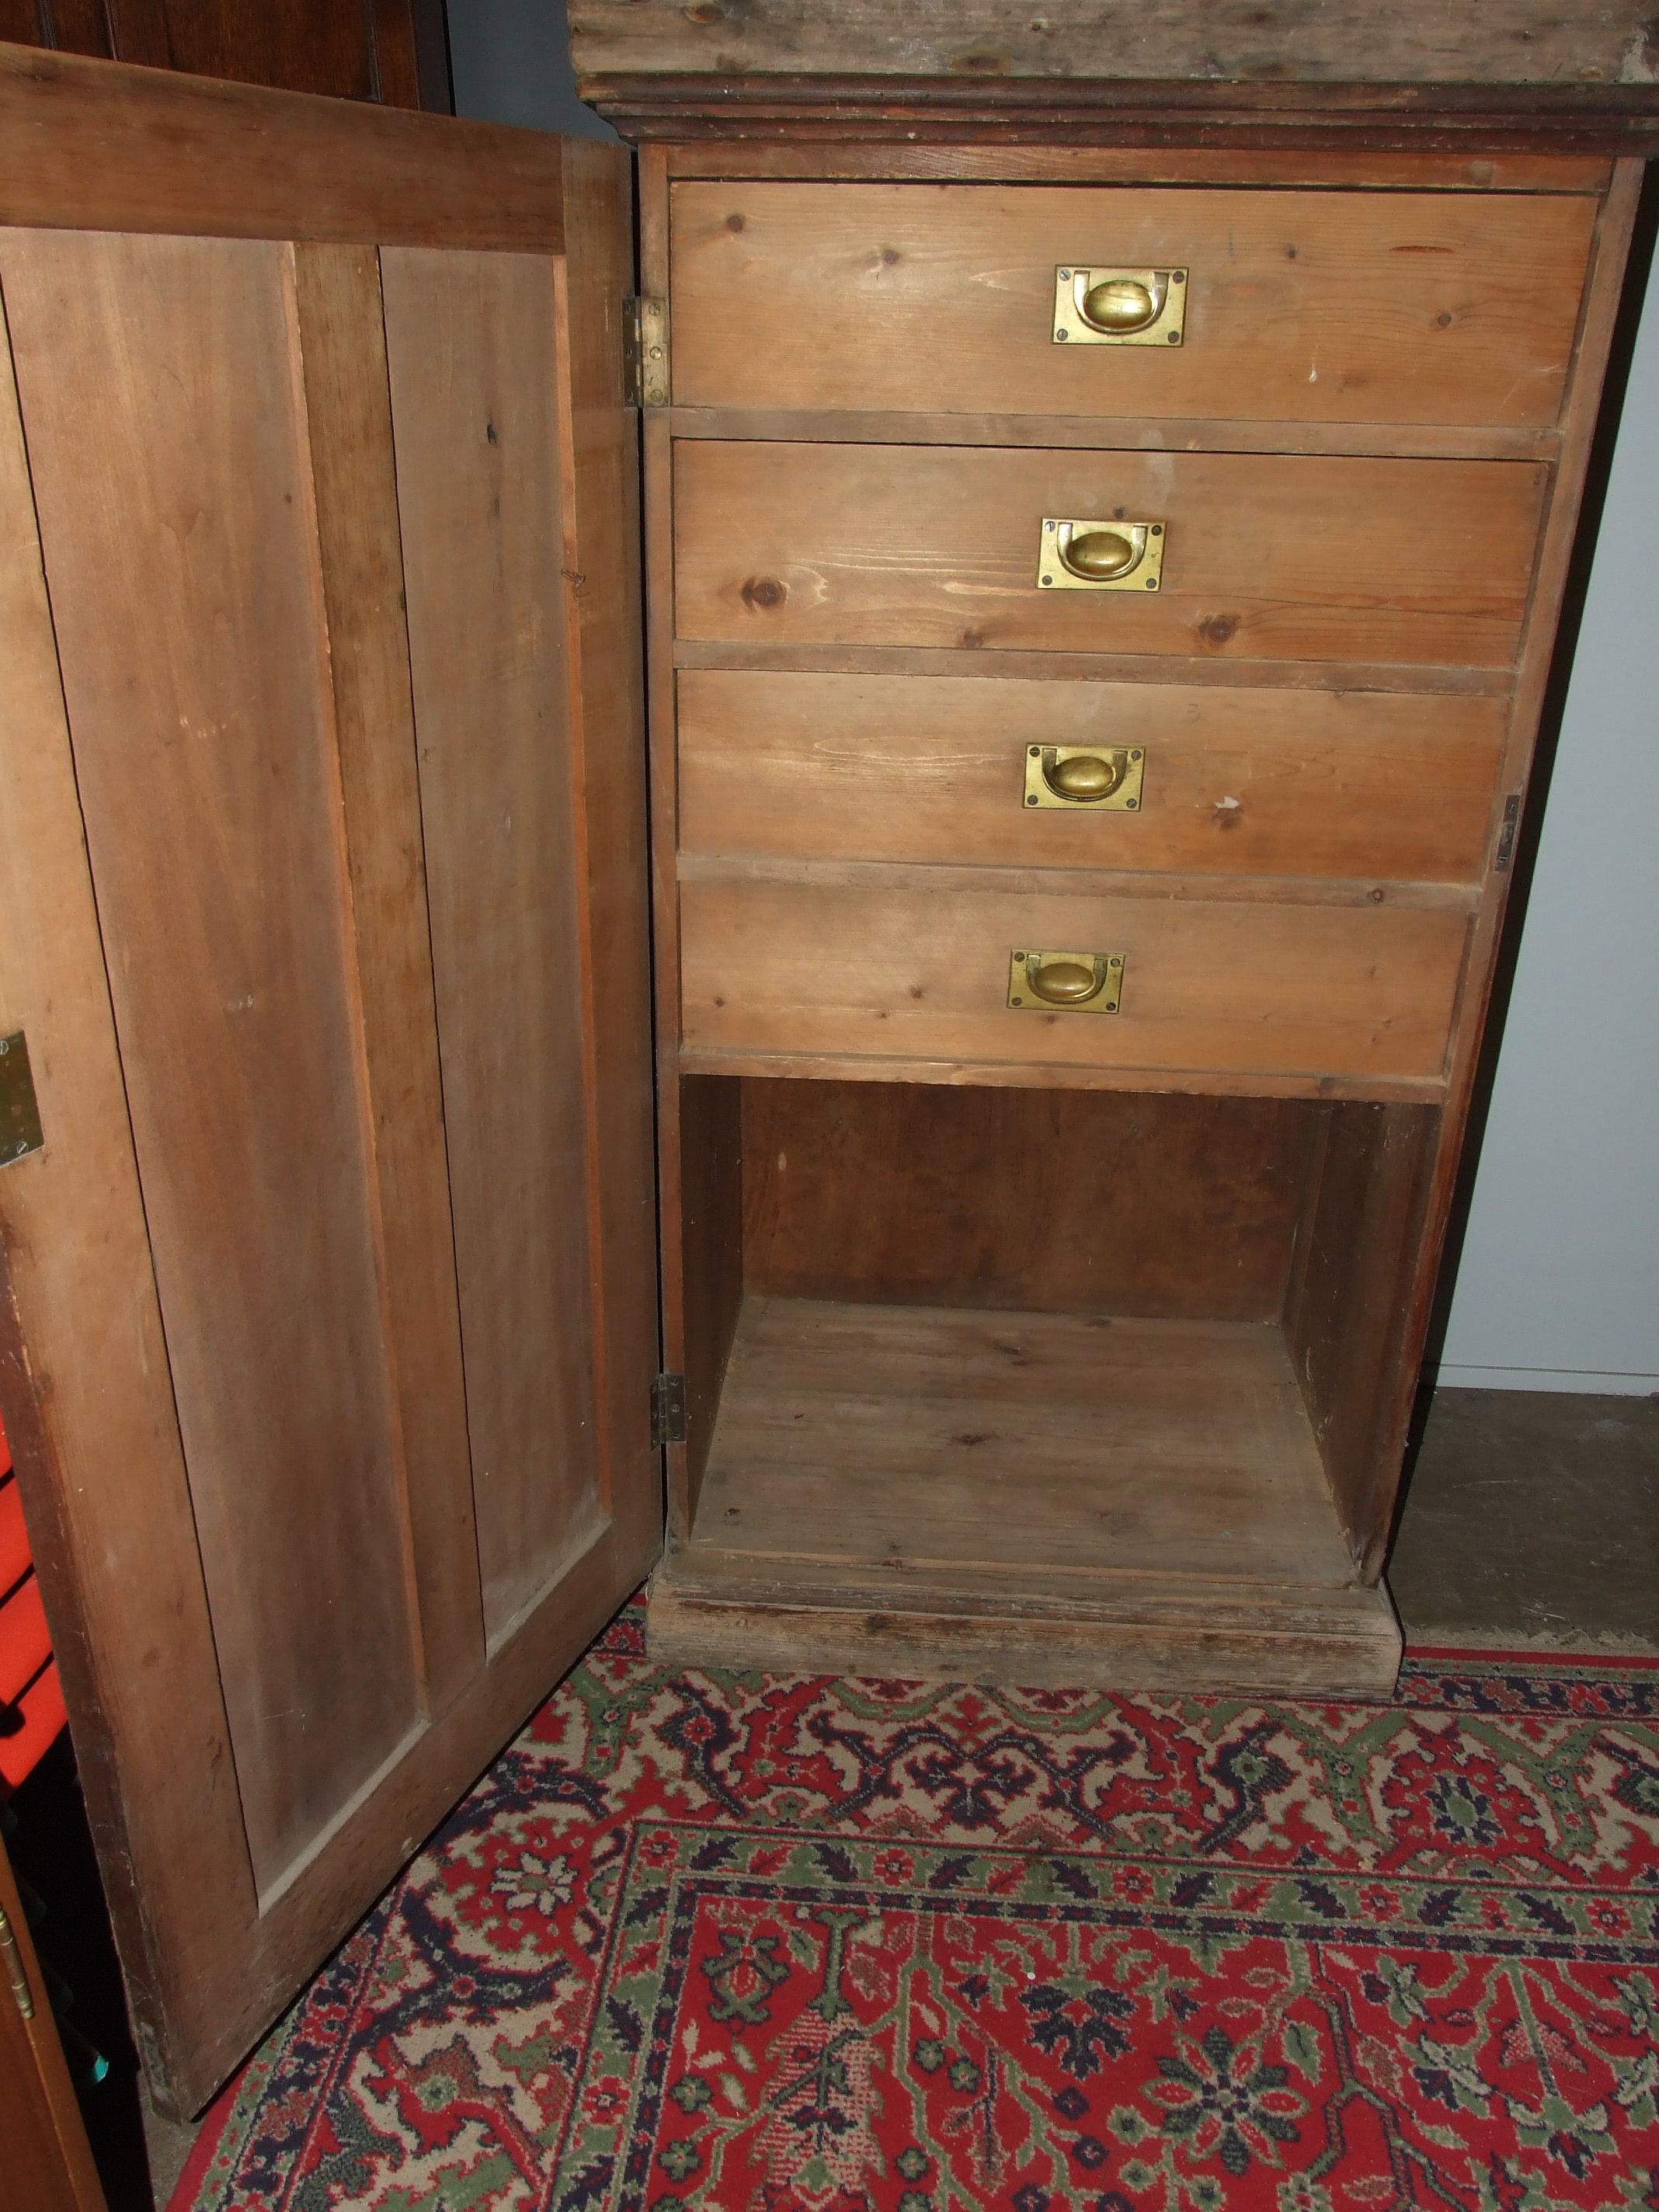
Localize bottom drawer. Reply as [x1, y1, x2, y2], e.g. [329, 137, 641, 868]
[680, 882, 1467, 1085]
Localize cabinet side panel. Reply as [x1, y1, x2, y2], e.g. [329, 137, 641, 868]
[381, 247, 603, 1643]
[1285, 1101, 1441, 1572]
[0, 230, 424, 1893]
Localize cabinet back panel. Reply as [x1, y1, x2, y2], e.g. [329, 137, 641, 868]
[742, 1080, 1315, 1320]
[673, 442, 1546, 668]
[670, 184, 1595, 427]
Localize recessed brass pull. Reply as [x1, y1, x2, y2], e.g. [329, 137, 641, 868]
[1038, 518, 1165, 593]
[1024, 744, 1145, 811]
[1007, 949, 1125, 1014]
[1053, 266, 1188, 347]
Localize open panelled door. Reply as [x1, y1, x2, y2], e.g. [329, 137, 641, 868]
[0, 47, 659, 2115]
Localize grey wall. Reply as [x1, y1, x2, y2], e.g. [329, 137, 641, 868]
[449, 0, 1659, 1393]
[1436, 243, 1658, 1394]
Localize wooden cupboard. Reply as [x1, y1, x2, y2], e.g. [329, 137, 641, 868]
[0, 12, 1653, 2126]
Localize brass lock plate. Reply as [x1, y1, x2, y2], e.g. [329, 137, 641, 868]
[1024, 744, 1145, 812]
[1053, 266, 1188, 346]
[1007, 950, 1125, 1014]
[1038, 517, 1165, 593]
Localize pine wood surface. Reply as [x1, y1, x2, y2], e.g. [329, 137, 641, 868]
[572, 0, 1659, 92]
[740, 1080, 1313, 1322]
[663, 144, 1615, 191]
[0, 109, 658, 2116]
[671, 440, 1548, 666]
[678, 879, 1468, 1085]
[5, 228, 430, 1894]
[0, 40, 557, 247]
[671, 408, 1561, 463]
[676, 670, 1508, 884]
[673, 638, 1512, 695]
[651, 1293, 1401, 1696]
[382, 245, 606, 1643]
[690, 1298, 1355, 1586]
[670, 183, 1595, 426]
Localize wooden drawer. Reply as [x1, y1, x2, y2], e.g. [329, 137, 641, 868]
[679, 881, 1467, 1084]
[673, 442, 1546, 666]
[670, 183, 1597, 427]
[678, 670, 1508, 883]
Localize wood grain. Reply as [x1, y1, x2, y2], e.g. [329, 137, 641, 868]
[4, 229, 425, 1894]
[382, 245, 604, 1644]
[679, 879, 1469, 1085]
[289, 241, 482, 1716]
[677, 1073, 744, 1536]
[1285, 1101, 1439, 1573]
[0, 251, 254, 2113]
[742, 1080, 1314, 1321]
[670, 183, 1596, 426]
[671, 407, 1560, 463]
[0, 40, 559, 247]
[572, 0, 1659, 90]
[663, 143, 1614, 191]
[674, 638, 1513, 696]
[676, 670, 1509, 884]
[650, 1294, 1401, 1696]
[554, 135, 663, 1581]
[587, 77, 1659, 155]
[673, 442, 1548, 667]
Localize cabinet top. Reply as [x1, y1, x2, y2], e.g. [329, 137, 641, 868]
[572, 0, 1659, 148]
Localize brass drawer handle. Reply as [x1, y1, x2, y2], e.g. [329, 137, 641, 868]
[1038, 518, 1164, 593]
[1007, 949, 1125, 1013]
[1024, 744, 1144, 811]
[1054, 266, 1188, 347]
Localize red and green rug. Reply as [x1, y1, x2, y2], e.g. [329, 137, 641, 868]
[172, 1609, 1658, 2212]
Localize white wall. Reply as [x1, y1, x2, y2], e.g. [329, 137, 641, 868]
[1436, 237, 1659, 1393]
[449, 2, 1659, 1393]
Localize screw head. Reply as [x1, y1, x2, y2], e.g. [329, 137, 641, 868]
[1167, 331, 1180, 343]
[1055, 328, 1069, 340]
[1029, 745, 1042, 756]
[1058, 270, 1071, 281]
[1172, 270, 1185, 283]
[1026, 795, 1038, 805]
[1041, 575, 1053, 586]
[1125, 798, 1139, 809]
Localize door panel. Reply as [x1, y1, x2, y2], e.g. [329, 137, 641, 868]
[0, 50, 656, 2116]
[383, 249, 607, 1641]
[2, 230, 436, 1893]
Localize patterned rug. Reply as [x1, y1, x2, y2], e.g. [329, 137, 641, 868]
[171, 1607, 1659, 2212]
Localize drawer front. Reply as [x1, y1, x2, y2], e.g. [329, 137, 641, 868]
[680, 882, 1467, 1083]
[678, 670, 1508, 884]
[674, 443, 1545, 667]
[670, 183, 1596, 427]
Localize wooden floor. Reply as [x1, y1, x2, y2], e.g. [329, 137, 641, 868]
[651, 1296, 1403, 1694]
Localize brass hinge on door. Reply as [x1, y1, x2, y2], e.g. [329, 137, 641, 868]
[1, 1900, 35, 2020]
[624, 296, 669, 409]
[0, 1031, 44, 1167]
[651, 1372, 687, 1449]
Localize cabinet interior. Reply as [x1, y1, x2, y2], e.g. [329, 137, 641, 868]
[670, 1073, 1439, 1670]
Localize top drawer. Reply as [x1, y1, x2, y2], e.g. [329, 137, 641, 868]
[670, 183, 1597, 429]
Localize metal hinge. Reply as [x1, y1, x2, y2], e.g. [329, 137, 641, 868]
[1, 1900, 35, 2020]
[650, 1371, 687, 1449]
[624, 295, 669, 409]
[1493, 792, 1522, 871]
[0, 1031, 44, 1168]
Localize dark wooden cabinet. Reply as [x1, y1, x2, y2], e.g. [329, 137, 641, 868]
[0, 0, 450, 108]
